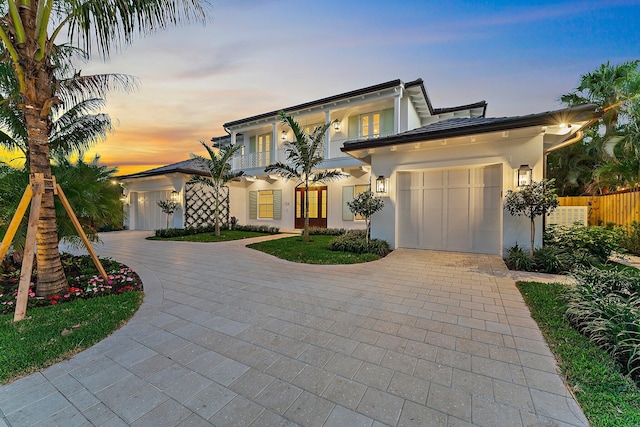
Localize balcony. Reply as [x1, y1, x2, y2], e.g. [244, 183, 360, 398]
[232, 131, 395, 171]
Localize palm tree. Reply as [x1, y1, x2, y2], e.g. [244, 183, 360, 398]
[558, 60, 640, 194]
[560, 60, 639, 133]
[265, 111, 346, 242]
[0, 1, 209, 297]
[188, 141, 244, 236]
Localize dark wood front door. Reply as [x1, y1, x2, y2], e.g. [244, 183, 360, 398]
[295, 186, 327, 229]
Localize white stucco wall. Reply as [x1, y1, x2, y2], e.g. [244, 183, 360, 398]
[235, 174, 371, 231]
[368, 129, 545, 255]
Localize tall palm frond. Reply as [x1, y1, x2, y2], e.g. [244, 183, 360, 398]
[558, 60, 640, 194]
[56, 73, 139, 108]
[63, 1, 210, 59]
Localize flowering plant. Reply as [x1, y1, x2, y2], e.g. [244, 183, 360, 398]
[1, 254, 142, 315]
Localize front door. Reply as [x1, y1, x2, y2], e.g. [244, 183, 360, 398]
[295, 186, 327, 229]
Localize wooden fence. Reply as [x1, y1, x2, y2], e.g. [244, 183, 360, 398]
[558, 188, 640, 227]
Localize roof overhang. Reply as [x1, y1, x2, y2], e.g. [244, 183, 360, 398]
[341, 104, 601, 161]
[224, 79, 405, 130]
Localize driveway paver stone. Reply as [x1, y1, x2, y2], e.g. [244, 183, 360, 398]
[0, 231, 589, 426]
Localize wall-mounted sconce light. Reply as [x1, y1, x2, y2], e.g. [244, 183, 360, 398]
[170, 189, 180, 203]
[376, 175, 389, 193]
[281, 130, 287, 140]
[517, 165, 532, 187]
[333, 121, 340, 131]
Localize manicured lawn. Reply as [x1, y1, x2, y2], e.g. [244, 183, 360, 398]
[148, 230, 269, 242]
[0, 292, 142, 384]
[517, 281, 640, 427]
[247, 235, 380, 264]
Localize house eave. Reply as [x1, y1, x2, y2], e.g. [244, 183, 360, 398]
[341, 104, 601, 157]
[223, 79, 404, 129]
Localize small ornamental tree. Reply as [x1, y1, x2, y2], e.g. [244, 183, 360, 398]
[347, 189, 384, 243]
[504, 178, 559, 256]
[157, 200, 179, 229]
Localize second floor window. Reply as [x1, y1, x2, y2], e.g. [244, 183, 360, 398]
[257, 133, 271, 153]
[360, 112, 381, 138]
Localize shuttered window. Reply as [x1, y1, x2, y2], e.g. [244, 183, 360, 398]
[249, 189, 281, 220]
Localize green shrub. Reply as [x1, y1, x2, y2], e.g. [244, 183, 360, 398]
[154, 224, 279, 238]
[532, 246, 570, 274]
[235, 224, 280, 234]
[307, 227, 347, 236]
[505, 244, 535, 271]
[544, 224, 624, 264]
[621, 221, 640, 255]
[566, 268, 640, 383]
[328, 231, 390, 257]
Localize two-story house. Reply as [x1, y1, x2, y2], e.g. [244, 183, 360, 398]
[119, 78, 598, 255]
[213, 79, 486, 231]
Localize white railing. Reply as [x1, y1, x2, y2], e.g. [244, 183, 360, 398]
[232, 131, 396, 170]
[233, 152, 272, 169]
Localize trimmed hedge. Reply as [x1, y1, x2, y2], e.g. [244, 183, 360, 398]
[307, 227, 349, 236]
[154, 224, 279, 238]
[328, 230, 391, 257]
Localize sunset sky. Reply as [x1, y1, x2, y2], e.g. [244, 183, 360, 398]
[2, 0, 639, 175]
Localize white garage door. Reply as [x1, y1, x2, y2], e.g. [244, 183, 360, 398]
[397, 165, 502, 254]
[131, 190, 173, 230]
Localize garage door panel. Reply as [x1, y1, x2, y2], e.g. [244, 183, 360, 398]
[398, 183, 421, 248]
[447, 169, 470, 187]
[422, 188, 444, 249]
[447, 188, 470, 228]
[423, 170, 443, 188]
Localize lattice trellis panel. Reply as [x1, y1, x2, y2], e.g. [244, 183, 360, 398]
[184, 183, 230, 228]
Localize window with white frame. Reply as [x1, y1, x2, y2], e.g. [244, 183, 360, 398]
[360, 112, 381, 138]
[258, 190, 274, 219]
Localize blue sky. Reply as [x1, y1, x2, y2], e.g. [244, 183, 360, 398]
[32, 0, 640, 174]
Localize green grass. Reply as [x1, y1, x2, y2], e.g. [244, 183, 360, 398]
[148, 230, 268, 242]
[517, 281, 640, 426]
[247, 235, 380, 264]
[0, 292, 142, 384]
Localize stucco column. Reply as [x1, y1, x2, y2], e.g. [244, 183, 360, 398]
[272, 122, 278, 163]
[325, 111, 331, 158]
[394, 93, 401, 135]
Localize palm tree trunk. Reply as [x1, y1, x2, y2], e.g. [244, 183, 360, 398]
[303, 182, 310, 242]
[214, 190, 220, 236]
[24, 100, 67, 298]
[17, 6, 67, 297]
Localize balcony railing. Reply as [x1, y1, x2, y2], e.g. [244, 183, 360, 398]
[232, 131, 396, 170]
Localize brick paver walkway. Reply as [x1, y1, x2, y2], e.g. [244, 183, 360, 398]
[0, 231, 588, 426]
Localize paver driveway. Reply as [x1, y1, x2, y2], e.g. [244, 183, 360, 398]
[0, 231, 588, 426]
